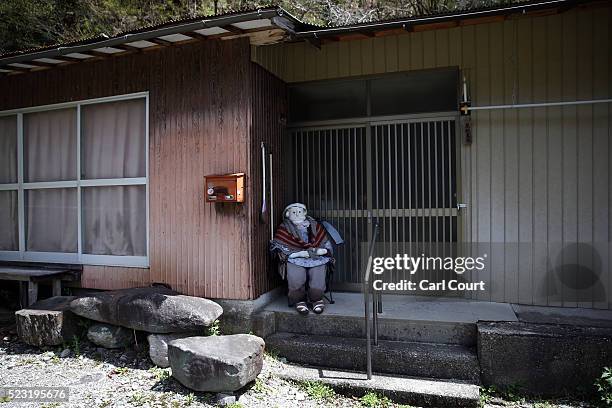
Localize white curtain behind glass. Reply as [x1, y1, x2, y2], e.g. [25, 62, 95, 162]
[26, 188, 78, 252]
[81, 99, 145, 179]
[24, 109, 77, 182]
[0, 115, 17, 183]
[82, 185, 146, 256]
[81, 99, 146, 256]
[0, 116, 18, 250]
[24, 108, 78, 252]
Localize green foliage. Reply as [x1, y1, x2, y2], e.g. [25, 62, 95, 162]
[1, 0, 523, 54]
[185, 392, 196, 405]
[359, 391, 392, 408]
[478, 386, 493, 408]
[533, 402, 556, 408]
[128, 392, 150, 406]
[479, 384, 525, 406]
[70, 335, 81, 356]
[252, 377, 269, 395]
[299, 380, 336, 401]
[596, 367, 612, 407]
[148, 366, 171, 382]
[205, 319, 221, 336]
[114, 366, 131, 375]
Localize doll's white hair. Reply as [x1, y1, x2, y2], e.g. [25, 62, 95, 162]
[283, 203, 307, 218]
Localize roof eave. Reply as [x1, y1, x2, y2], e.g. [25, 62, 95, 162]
[294, 0, 575, 39]
[0, 7, 297, 67]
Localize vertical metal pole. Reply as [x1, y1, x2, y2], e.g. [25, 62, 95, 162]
[323, 130, 328, 221]
[427, 123, 432, 264]
[305, 130, 310, 208]
[317, 130, 322, 216]
[434, 122, 439, 274]
[363, 221, 378, 380]
[353, 128, 359, 285]
[364, 275, 372, 380]
[442, 123, 447, 256]
[420, 122, 425, 255]
[365, 125, 373, 284]
[335, 129, 341, 276]
[269, 153, 274, 240]
[448, 121, 454, 249]
[408, 123, 413, 257]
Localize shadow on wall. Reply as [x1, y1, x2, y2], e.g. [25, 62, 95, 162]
[545, 242, 608, 303]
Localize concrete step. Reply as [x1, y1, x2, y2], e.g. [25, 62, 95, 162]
[272, 362, 480, 408]
[266, 332, 481, 383]
[272, 310, 477, 346]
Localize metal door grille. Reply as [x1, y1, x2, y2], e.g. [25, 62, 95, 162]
[291, 117, 458, 290]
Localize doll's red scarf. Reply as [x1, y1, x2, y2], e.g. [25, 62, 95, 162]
[273, 217, 329, 251]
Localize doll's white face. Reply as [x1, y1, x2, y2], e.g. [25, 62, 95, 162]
[286, 206, 307, 225]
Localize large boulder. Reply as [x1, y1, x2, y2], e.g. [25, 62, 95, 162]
[69, 287, 223, 333]
[87, 323, 134, 349]
[147, 333, 199, 368]
[168, 334, 265, 392]
[15, 296, 79, 346]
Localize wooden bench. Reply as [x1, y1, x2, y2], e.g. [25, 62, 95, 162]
[0, 266, 81, 306]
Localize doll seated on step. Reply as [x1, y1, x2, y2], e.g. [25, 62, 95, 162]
[270, 203, 334, 315]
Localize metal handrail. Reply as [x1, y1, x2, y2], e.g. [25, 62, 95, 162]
[363, 217, 380, 380]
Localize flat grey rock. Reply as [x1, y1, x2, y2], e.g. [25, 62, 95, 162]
[87, 323, 134, 349]
[147, 332, 198, 367]
[168, 334, 265, 392]
[70, 287, 223, 333]
[15, 296, 78, 346]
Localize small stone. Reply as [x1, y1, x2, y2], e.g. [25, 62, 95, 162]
[87, 324, 133, 349]
[147, 333, 198, 368]
[215, 393, 236, 406]
[60, 349, 71, 358]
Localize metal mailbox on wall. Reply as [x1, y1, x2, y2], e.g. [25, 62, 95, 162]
[205, 173, 245, 203]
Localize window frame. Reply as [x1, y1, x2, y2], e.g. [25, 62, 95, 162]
[0, 92, 149, 268]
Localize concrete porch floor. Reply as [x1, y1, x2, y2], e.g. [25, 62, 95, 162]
[264, 291, 612, 326]
[264, 292, 518, 323]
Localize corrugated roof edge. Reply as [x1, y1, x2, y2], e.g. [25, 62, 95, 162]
[0, 0, 589, 67]
[0, 5, 310, 65]
[295, 0, 581, 37]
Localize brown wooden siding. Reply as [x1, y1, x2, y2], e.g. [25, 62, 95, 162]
[249, 64, 287, 298]
[252, 5, 612, 309]
[0, 38, 258, 300]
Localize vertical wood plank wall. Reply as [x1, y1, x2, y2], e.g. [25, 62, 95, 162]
[249, 65, 287, 296]
[252, 5, 612, 309]
[0, 38, 256, 300]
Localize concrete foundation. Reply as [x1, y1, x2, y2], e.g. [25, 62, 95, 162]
[213, 288, 282, 334]
[478, 321, 612, 396]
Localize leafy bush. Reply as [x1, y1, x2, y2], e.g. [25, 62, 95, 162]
[595, 367, 612, 407]
[299, 380, 335, 401]
[360, 391, 392, 408]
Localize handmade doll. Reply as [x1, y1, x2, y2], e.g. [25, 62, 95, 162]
[270, 203, 334, 314]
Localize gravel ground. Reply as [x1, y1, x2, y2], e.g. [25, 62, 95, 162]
[0, 324, 367, 408]
[0, 324, 596, 408]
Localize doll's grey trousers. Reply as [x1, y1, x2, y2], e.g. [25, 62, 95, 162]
[286, 263, 326, 306]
